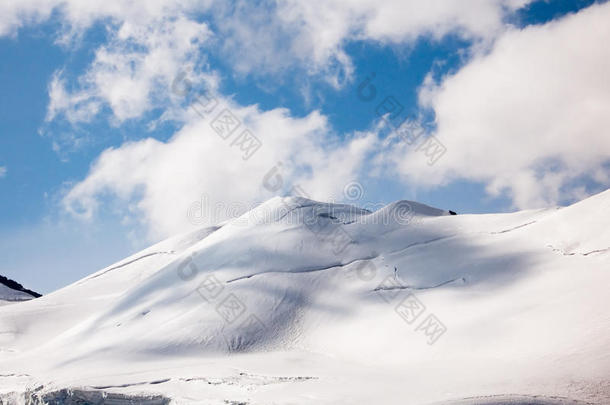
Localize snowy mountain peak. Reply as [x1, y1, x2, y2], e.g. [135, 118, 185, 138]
[225, 196, 452, 232]
[0, 190, 608, 404]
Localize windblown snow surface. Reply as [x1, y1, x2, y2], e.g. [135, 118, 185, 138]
[1, 191, 609, 404]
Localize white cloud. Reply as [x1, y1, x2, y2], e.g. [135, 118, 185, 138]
[297, 130, 378, 201]
[278, 0, 530, 47]
[210, 0, 532, 84]
[31, 0, 535, 146]
[0, 166, 6, 178]
[57, 2, 610, 237]
[63, 98, 376, 240]
[8, 0, 609, 234]
[46, 15, 212, 125]
[2, 0, 532, 101]
[1, 0, 537, 159]
[0, 1, 212, 39]
[396, 2, 610, 209]
[46, 71, 101, 123]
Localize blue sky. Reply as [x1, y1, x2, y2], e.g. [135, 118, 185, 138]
[1, 0, 608, 293]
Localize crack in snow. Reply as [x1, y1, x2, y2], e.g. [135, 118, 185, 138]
[582, 248, 610, 256]
[179, 372, 317, 387]
[277, 203, 357, 225]
[373, 277, 466, 292]
[385, 235, 456, 256]
[490, 221, 537, 234]
[78, 251, 176, 284]
[226, 235, 458, 283]
[546, 245, 610, 257]
[90, 378, 171, 389]
[276, 203, 317, 222]
[226, 256, 377, 283]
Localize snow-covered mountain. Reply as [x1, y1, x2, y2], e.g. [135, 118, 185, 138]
[0, 276, 41, 306]
[0, 191, 609, 404]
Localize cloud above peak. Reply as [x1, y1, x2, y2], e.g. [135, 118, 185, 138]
[3, 0, 533, 96]
[4, 0, 608, 241]
[410, 2, 610, 208]
[62, 96, 377, 239]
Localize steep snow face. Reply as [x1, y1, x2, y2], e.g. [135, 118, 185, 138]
[0, 192, 609, 404]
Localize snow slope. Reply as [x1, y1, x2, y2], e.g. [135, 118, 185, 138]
[0, 191, 609, 404]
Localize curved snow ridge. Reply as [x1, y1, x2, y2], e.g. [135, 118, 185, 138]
[77, 251, 176, 284]
[361, 200, 452, 227]
[381, 200, 451, 217]
[252, 196, 371, 227]
[241, 196, 451, 229]
[490, 220, 537, 234]
[74, 225, 223, 285]
[226, 255, 378, 283]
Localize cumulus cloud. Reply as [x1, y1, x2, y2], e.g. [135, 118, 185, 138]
[2, 0, 532, 97]
[386, 2, 610, 209]
[31, 0, 535, 150]
[57, 2, 610, 238]
[278, 0, 530, 47]
[8, 0, 608, 238]
[46, 16, 212, 125]
[33, 0, 532, 238]
[46, 72, 101, 123]
[0, 1, 212, 39]
[2, 0, 536, 155]
[63, 95, 376, 239]
[210, 0, 532, 84]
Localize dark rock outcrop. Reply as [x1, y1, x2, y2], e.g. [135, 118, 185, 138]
[0, 275, 41, 298]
